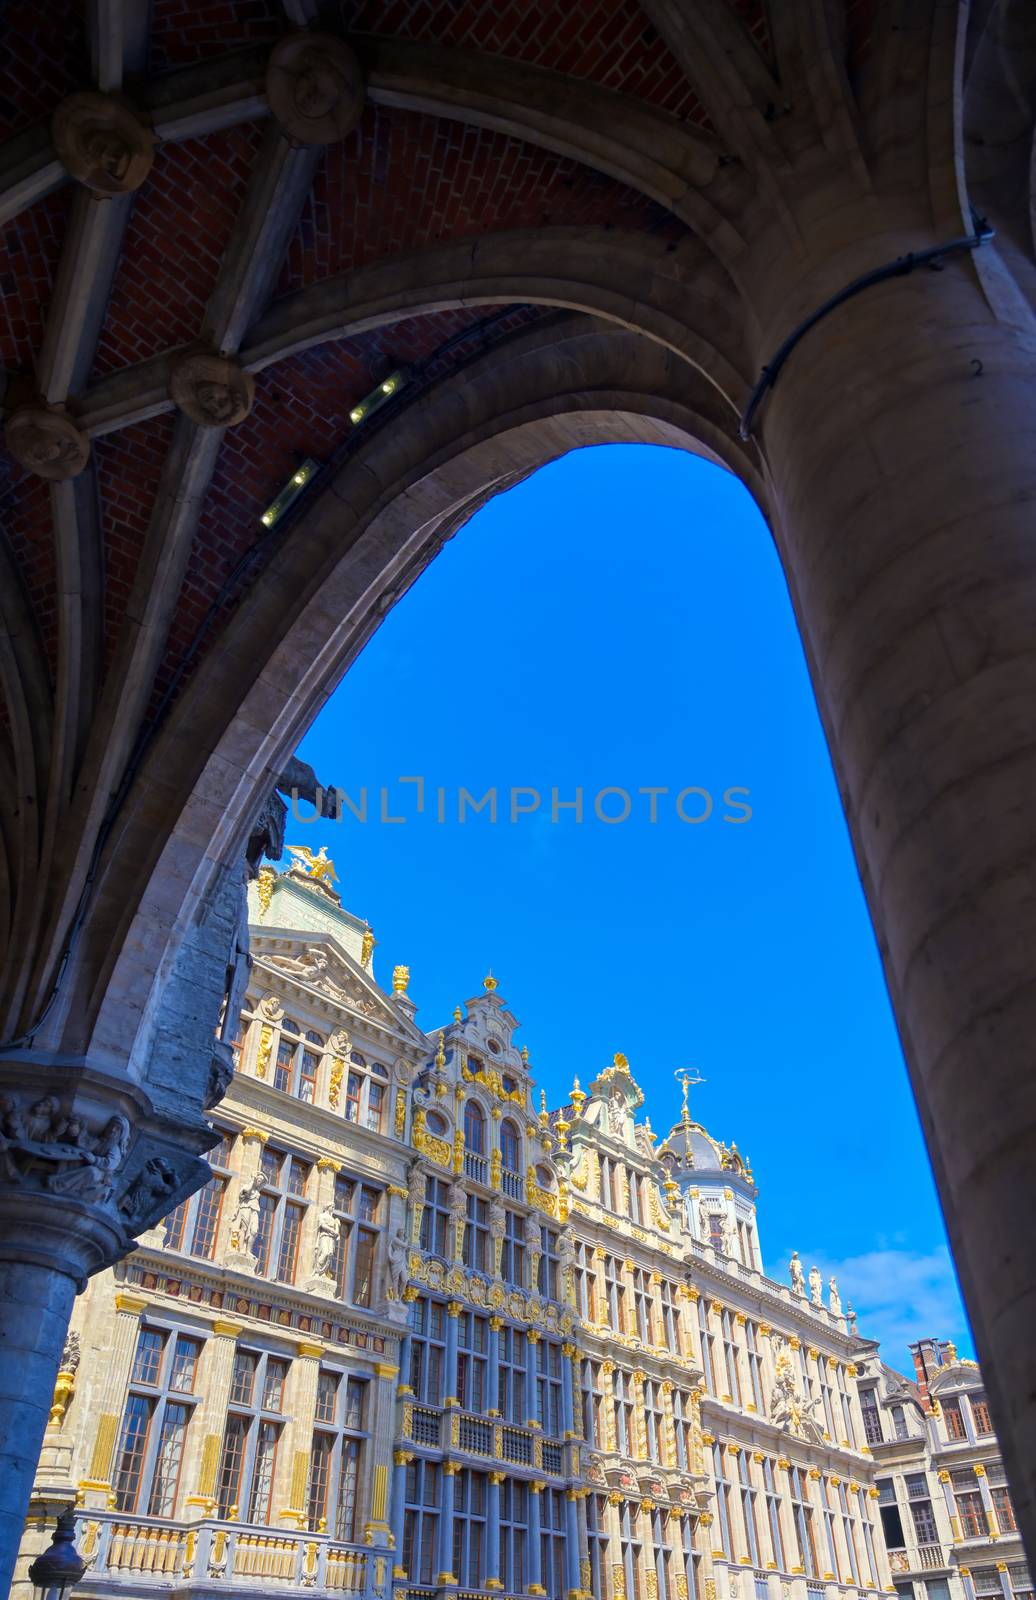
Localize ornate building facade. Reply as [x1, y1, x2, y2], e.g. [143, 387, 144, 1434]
[17, 859, 999, 1600]
[853, 1339, 1030, 1600]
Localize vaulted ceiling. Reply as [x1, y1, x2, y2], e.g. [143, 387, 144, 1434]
[0, 0, 1033, 1056]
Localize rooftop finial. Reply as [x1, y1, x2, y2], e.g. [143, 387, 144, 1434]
[674, 1066, 706, 1123]
[436, 1031, 446, 1069]
[483, 971, 498, 993]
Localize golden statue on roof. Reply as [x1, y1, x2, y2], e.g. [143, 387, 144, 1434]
[286, 843, 338, 884]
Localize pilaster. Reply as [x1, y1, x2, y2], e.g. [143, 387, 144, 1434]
[78, 1291, 148, 1502]
[183, 1320, 243, 1519]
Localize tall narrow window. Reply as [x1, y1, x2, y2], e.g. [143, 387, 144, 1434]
[452, 1469, 487, 1589]
[465, 1100, 485, 1154]
[308, 1371, 368, 1538]
[112, 1327, 202, 1517]
[402, 1460, 440, 1586]
[216, 1349, 288, 1523]
[408, 1297, 446, 1405]
[500, 1209, 526, 1286]
[163, 1131, 233, 1259]
[420, 1176, 451, 1257]
[457, 1311, 489, 1413]
[252, 1147, 311, 1283]
[499, 1479, 528, 1595]
[332, 1176, 382, 1307]
[497, 1325, 527, 1423]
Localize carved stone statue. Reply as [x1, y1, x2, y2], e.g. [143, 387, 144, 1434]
[387, 1228, 410, 1300]
[524, 1211, 541, 1251]
[448, 1183, 467, 1224]
[60, 1331, 81, 1374]
[312, 1206, 340, 1279]
[266, 34, 365, 145]
[808, 1264, 823, 1306]
[489, 1197, 506, 1238]
[719, 1212, 738, 1258]
[770, 1341, 824, 1443]
[230, 1177, 262, 1255]
[407, 1158, 426, 1207]
[828, 1277, 842, 1316]
[607, 1089, 626, 1137]
[789, 1250, 805, 1296]
[698, 1197, 713, 1241]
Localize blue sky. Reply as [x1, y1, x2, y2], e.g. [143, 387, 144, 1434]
[293, 443, 971, 1371]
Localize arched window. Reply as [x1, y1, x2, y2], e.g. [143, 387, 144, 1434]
[464, 1100, 486, 1155]
[500, 1119, 521, 1173]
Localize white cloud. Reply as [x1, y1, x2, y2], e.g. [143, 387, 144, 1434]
[767, 1243, 974, 1374]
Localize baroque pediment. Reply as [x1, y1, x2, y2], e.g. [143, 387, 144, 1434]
[252, 935, 423, 1041]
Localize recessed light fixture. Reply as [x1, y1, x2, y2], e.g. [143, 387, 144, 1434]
[348, 368, 409, 428]
[259, 457, 319, 527]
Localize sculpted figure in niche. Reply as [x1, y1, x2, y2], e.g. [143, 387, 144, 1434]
[387, 1228, 411, 1299]
[312, 1206, 340, 1278]
[607, 1089, 626, 1137]
[789, 1251, 806, 1296]
[230, 1177, 262, 1254]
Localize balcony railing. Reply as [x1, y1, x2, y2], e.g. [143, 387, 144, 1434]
[917, 1544, 948, 1570]
[501, 1169, 523, 1201]
[464, 1151, 488, 1184]
[402, 1403, 566, 1476]
[74, 1511, 368, 1590]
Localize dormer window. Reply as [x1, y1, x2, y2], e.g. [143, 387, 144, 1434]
[487, 1037, 502, 1055]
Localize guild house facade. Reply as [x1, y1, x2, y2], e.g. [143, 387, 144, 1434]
[16, 858, 1023, 1600]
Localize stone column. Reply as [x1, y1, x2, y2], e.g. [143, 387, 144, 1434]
[528, 1479, 545, 1596]
[972, 1464, 999, 1538]
[363, 1360, 400, 1548]
[485, 1470, 504, 1590]
[621, 1259, 637, 1338]
[437, 1461, 459, 1585]
[592, 1248, 608, 1329]
[601, 1360, 618, 1453]
[526, 1330, 541, 1428]
[560, 1341, 577, 1440]
[276, 1341, 322, 1528]
[564, 1486, 580, 1599]
[756, 227, 1036, 1543]
[183, 1319, 243, 1517]
[486, 1316, 502, 1415]
[649, 1272, 665, 1349]
[0, 1063, 216, 1597]
[444, 1301, 461, 1408]
[631, 1370, 648, 1461]
[659, 1381, 677, 1470]
[77, 1290, 148, 1503]
[390, 1449, 412, 1579]
[937, 1471, 961, 1543]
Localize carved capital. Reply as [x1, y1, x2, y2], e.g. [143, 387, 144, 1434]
[267, 34, 365, 145]
[4, 407, 90, 481]
[51, 91, 154, 193]
[169, 352, 255, 428]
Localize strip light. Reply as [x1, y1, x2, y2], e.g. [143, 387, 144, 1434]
[259, 457, 319, 527]
[349, 368, 408, 427]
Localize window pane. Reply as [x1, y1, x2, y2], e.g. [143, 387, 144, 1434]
[217, 1414, 248, 1519]
[337, 1439, 361, 1540]
[344, 1378, 366, 1430]
[230, 1351, 258, 1406]
[308, 1432, 333, 1530]
[255, 1194, 277, 1274]
[148, 1401, 190, 1517]
[248, 1421, 281, 1524]
[132, 1328, 166, 1385]
[170, 1336, 200, 1392]
[353, 1230, 375, 1307]
[316, 1371, 339, 1425]
[277, 1203, 304, 1283]
[263, 1359, 288, 1411]
[113, 1394, 154, 1511]
[191, 1179, 225, 1259]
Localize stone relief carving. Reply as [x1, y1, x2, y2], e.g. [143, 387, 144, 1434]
[169, 352, 255, 428]
[0, 1096, 131, 1203]
[118, 1157, 178, 1223]
[51, 91, 154, 193]
[266, 34, 365, 145]
[269, 948, 329, 980]
[769, 1337, 825, 1444]
[4, 407, 90, 481]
